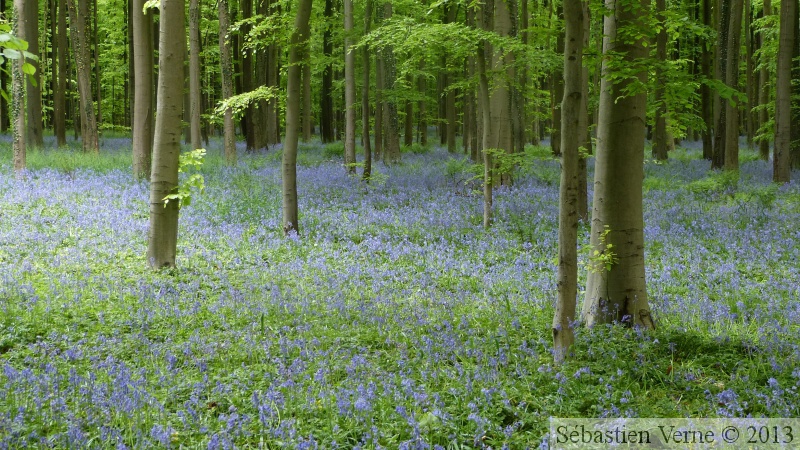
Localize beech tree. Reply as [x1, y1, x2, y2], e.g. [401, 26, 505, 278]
[774, 0, 796, 182]
[283, 0, 313, 235]
[189, 0, 203, 152]
[67, 0, 100, 153]
[18, 0, 43, 149]
[582, 0, 655, 329]
[132, 0, 154, 179]
[219, 0, 237, 164]
[147, 0, 186, 268]
[553, 0, 584, 363]
[343, 0, 356, 174]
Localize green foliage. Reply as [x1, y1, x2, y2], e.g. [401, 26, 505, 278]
[687, 170, 740, 198]
[214, 86, 281, 122]
[163, 149, 206, 208]
[583, 225, 619, 274]
[322, 141, 344, 158]
[401, 143, 430, 155]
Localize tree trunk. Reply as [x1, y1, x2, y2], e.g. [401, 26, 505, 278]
[381, 2, 401, 163]
[147, 0, 186, 269]
[67, 0, 99, 153]
[375, 49, 384, 161]
[12, 0, 25, 173]
[723, 0, 744, 171]
[582, 0, 654, 329]
[93, 0, 101, 127]
[758, 0, 772, 160]
[188, 0, 202, 151]
[55, 0, 68, 147]
[577, 0, 590, 222]
[284, 0, 313, 234]
[404, 74, 414, 147]
[712, 0, 730, 169]
[219, 0, 236, 164]
[302, 55, 312, 142]
[344, 0, 356, 173]
[488, 0, 515, 186]
[554, 0, 583, 364]
[20, 0, 44, 148]
[320, 0, 335, 143]
[551, 5, 564, 157]
[477, 0, 494, 228]
[652, 0, 669, 161]
[362, 0, 372, 180]
[774, 0, 796, 182]
[701, 0, 713, 160]
[133, 0, 154, 179]
[252, 0, 269, 150]
[417, 70, 427, 147]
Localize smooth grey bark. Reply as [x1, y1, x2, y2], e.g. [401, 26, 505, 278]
[147, 0, 186, 269]
[12, 0, 25, 173]
[55, 0, 68, 147]
[652, 0, 668, 161]
[758, 0, 772, 160]
[321, 0, 334, 143]
[189, 0, 202, 151]
[554, 0, 583, 364]
[774, 0, 795, 182]
[344, 0, 356, 174]
[582, 0, 654, 329]
[476, 0, 493, 228]
[133, 0, 154, 179]
[283, 0, 313, 234]
[67, 0, 99, 153]
[20, 0, 43, 148]
[381, 2, 401, 164]
[723, 0, 744, 171]
[361, 0, 372, 180]
[219, 0, 236, 164]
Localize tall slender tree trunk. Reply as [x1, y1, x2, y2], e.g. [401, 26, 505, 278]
[19, 0, 43, 148]
[374, 50, 384, 161]
[758, 0, 772, 160]
[554, 0, 583, 364]
[701, 0, 713, 160]
[0, 0, 8, 133]
[321, 0, 335, 143]
[477, 0, 494, 228]
[188, 0, 202, 151]
[253, 0, 269, 150]
[774, 0, 796, 182]
[712, 0, 731, 169]
[127, 0, 134, 128]
[582, 0, 654, 329]
[551, 5, 564, 157]
[723, 0, 744, 171]
[133, 0, 154, 179]
[361, 0, 372, 179]
[488, 0, 515, 186]
[68, 0, 99, 153]
[417, 69, 427, 147]
[404, 75, 414, 147]
[12, 0, 25, 173]
[577, 0, 590, 221]
[344, 0, 356, 173]
[302, 55, 312, 141]
[381, 2, 401, 163]
[147, 0, 186, 269]
[652, 0, 669, 161]
[93, 0, 101, 127]
[55, 0, 68, 147]
[219, 0, 236, 164]
[284, 0, 313, 234]
[444, 4, 457, 153]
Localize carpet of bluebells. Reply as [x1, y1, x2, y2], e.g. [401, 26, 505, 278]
[1, 136, 799, 449]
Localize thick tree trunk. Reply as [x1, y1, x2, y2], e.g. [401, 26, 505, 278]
[488, 0, 515, 186]
[133, 0, 154, 179]
[188, 0, 202, 151]
[362, 0, 372, 180]
[284, 0, 313, 234]
[55, 0, 68, 147]
[554, 0, 583, 364]
[20, 0, 44, 148]
[344, 0, 356, 173]
[147, 0, 186, 269]
[723, 0, 744, 171]
[582, 0, 654, 329]
[67, 0, 99, 153]
[774, 0, 796, 182]
[758, 0, 772, 160]
[219, 0, 236, 164]
[652, 0, 669, 161]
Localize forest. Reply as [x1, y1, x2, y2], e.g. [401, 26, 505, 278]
[0, 0, 799, 447]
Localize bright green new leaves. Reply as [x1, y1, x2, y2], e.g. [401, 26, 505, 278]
[214, 85, 281, 122]
[163, 149, 206, 208]
[0, 23, 37, 75]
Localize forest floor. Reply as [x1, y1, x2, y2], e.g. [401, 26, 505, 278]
[0, 135, 799, 448]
